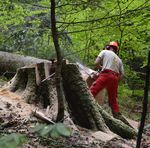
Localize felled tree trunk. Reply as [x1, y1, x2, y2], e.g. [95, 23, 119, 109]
[0, 51, 50, 76]
[61, 63, 137, 139]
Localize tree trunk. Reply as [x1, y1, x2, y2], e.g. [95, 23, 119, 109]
[61, 63, 137, 139]
[6, 62, 55, 107]
[0, 51, 50, 75]
[50, 0, 65, 122]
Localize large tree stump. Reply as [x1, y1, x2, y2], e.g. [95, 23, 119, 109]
[62, 63, 109, 132]
[6, 62, 56, 107]
[61, 63, 137, 139]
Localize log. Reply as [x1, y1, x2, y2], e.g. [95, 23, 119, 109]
[0, 51, 50, 75]
[0, 52, 58, 107]
[61, 63, 137, 139]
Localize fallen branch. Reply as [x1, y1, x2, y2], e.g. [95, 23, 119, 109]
[32, 110, 55, 124]
[41, 73, 55, 83]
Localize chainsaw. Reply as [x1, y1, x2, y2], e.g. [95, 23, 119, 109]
[76, 62, 99, 79]
[76, 62, 105, 105]
[76, 62, 100, 88]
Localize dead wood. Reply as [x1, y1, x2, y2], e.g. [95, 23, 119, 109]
[0, 51, 50, 74]
[32, 110, 55, 124]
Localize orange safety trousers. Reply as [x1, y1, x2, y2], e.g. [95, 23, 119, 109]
[90, 69, 120, 113]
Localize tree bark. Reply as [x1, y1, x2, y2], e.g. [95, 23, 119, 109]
[6, 62, 53, 107]
[136, 50, 150, 148]
[62, 63, 137, 139]
[50, 0, 65, 122]
[0, 51, 50, 75]
[98, 105, 137, 139]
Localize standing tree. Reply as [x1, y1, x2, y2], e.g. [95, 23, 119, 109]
[50, 0, 65, 122]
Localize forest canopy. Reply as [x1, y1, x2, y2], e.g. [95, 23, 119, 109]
[0, 0, 150, 69]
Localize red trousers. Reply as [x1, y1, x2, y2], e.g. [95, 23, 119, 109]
[90, 69, 120, 113]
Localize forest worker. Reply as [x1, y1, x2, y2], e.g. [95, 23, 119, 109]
[90, 41, 130, 125]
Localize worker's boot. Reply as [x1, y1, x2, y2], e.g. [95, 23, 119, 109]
[112, 112, 132, 127]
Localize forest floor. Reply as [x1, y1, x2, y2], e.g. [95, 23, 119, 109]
[0, 79, 150, 148]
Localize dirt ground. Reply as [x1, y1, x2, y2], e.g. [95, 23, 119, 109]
[0, 85, 150, 148]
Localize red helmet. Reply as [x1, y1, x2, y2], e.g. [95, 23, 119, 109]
[108, 41, 119, 50]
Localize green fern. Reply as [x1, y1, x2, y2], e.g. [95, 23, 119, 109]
[31, 123, 72, 138]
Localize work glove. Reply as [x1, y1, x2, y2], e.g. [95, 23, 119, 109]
[90, 71, 99, 80]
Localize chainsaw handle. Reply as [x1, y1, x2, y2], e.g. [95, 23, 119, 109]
[90, 71, 99, 80]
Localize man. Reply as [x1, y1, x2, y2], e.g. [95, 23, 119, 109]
[90, 41, 130, 125]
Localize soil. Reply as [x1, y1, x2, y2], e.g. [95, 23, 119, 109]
[0, 82, 150, 148]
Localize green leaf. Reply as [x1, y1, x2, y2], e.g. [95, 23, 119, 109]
[31, 123, 72, 138]
[40, 125, 53, 137]
[50, 127, 60, 139]
[56, 123, 72, 137]
[31, 124, 46, 133]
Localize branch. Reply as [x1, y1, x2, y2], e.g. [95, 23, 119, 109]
[56, 1, 87, 8]
[32, 110, 55, 124]
[56, 4, 150, 25]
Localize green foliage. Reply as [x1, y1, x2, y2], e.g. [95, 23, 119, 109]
[31, 123, 72, 138]
[0, 76, 8, 82]
[118, 84, 132, 98]
[0, 133, 27, 148]
[1, 0, 150, 58]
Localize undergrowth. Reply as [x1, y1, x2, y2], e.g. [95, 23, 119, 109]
[118, 84, 150, 122]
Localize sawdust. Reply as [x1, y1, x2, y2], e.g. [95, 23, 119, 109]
[0, 88, 35, 119]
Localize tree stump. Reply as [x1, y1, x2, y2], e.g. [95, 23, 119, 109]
[7, 62, 55, 107]
[61, 63, 137, 139]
